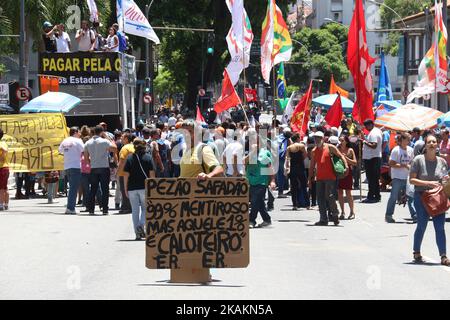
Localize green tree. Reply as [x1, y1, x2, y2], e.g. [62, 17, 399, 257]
[154, 66, 184, 98]
[289, 25, 349, 90]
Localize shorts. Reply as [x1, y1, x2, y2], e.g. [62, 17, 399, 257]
[0, 167, 10, 190]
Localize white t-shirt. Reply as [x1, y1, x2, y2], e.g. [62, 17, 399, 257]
[76, 29, 95, 52]
[59, 136, 84, 170]
[106, 35, 119, 52]
[56, 32, 71, 53]
[362, 127, 383, 160]
[222, 141, 244, 176]
[389, 146, 414, 180]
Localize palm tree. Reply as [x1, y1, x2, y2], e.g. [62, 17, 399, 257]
[1, 0, 112, 83]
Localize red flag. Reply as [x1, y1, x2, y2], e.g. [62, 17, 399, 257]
[196, 105, 205, 123]
[347, 0, 376, 123]
[214, 69, 242, 113]
[291, 81, 313, 137]
[324, 94, 343, 128]
[244, 88, 258, 102]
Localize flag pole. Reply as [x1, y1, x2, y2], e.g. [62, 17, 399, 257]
[273, 67, 277, 128]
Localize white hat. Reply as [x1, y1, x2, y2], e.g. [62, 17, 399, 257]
[283, 127, 291, 133]
[313, 131, 324, 138]
[328, 136, 339, 145]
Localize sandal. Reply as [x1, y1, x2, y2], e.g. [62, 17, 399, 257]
[348, 213, 355, 220]
[413, 252, 426, 264]
[339, 214, 346, 220]
[441, 256, 450, 266]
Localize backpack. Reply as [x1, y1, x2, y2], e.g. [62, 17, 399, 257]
[117, 31, 127, 52]
[157, 139, 169, 165]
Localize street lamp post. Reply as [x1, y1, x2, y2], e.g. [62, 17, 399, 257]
[19, 0, 28, 105]
[145, 1, 155, 119]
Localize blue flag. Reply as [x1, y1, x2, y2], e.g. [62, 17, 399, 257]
[376, 52, 393, 103]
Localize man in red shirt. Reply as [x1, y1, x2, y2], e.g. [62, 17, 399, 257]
[308, 131, 348, 226]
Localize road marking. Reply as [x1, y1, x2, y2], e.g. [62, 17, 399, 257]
[360, 219, 374, 228]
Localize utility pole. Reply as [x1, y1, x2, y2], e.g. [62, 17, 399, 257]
[19, 0, 28, 101]
[145, 2, 155, 119]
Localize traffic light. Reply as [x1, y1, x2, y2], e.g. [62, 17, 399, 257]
[207, 33, 215, 55]
[144, 77, 151, 95]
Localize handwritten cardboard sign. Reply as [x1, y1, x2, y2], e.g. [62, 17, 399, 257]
[145, 178, 250, 269]
[0, 113, 68, 172]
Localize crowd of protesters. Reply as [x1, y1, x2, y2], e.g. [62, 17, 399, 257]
[2, 104, 450, 265]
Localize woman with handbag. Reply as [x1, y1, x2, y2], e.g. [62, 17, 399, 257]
[123, 139, 155, 240]
[409, 134, 450, 266]
[337, 135, 357, 220]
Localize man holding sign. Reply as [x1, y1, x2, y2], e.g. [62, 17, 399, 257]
[179, 119, 224, 180]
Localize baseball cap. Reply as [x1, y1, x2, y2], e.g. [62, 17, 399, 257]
[313, 131, 324, 138]
[328, 136, 339, 145]
[43, 21, 52, 28]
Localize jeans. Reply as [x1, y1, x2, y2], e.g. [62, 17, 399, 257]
[353, 163, 361, 189]
[306, 169, 316, 206]
[47, 182, 56, 202]
[115, 177, 122, 206]
[316, 180, 339, 222]
[267, 187, 274, 209]
[80, 173, 90, 207]
[289, 170, 308, 207]
[128, 189, 146, 235]
[413, 191, 447, 256]
[386, 178, 410, 218]
[88, 168, 110, 213]
[66, 168, 81, 211]
[119, 176, 131, 211]
[364, 157, 381, 200]
[250, 185, 271, 224]
[277, 157, 287, 195]
[172, 164, 181, 178]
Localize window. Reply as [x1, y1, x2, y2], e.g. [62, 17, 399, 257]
[375, 45, 382, 55]
[375, 66, 381, 77]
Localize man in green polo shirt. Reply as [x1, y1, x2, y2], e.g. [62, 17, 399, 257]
[245, 128, 276, 228]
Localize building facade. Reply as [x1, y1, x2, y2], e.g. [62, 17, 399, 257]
[395, 4, 450, 112]
[309, 0, 403, 101]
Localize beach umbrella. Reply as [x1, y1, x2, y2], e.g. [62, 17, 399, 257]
[375, 104, 443, 131]
[437, 112, 450, 128]
[375, 100, 403, 110]
[312, 94, 354, 113]
[20, 91, 81, 113]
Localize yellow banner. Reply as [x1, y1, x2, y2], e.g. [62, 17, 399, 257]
[0, 113, 68, 172]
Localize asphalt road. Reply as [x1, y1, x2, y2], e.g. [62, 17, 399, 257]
[1, 183, 450, 300]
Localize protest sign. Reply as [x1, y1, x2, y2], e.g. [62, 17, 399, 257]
[145, 178, 250, 270]
[0, 113, 68, 172]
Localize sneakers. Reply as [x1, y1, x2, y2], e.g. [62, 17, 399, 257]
[385, 216, 396, 223]
[314, 221, 328, 226]
[136, 226, 146, 239]
[258, 221, 272, 228]
[249, 221, 257, 228]
[65, 209, 77, 215]
[332, 215, 340, 226]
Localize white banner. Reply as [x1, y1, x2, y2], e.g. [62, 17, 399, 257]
[86, 0, 98, 23]
[225, 0, 253, 86]
[117, 0, 160, 44]
[0, 84, 9, 105]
